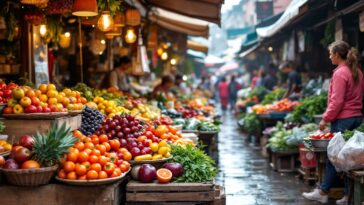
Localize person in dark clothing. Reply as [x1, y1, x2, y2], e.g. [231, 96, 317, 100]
[279, 61, 302, 98]
[263, 63, 278, 91]
[228, 75, 240, 110]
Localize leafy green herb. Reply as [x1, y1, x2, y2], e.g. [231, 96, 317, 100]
[241, 112, 261, 134]
[343, 124, 364, 141]
[261, 88, 286, 105]
[248, 87, 267, 102]
[290, 94, 327, 123]
[170, 144, 218, 183]
[198, 121, 220, 132]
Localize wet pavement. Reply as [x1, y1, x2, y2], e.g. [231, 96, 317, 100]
[215, 112, 337, 205]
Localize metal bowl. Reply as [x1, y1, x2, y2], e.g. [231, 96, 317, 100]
[310, 139, 330, 148]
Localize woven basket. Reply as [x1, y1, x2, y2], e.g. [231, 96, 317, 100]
[1, 165, 58, 186]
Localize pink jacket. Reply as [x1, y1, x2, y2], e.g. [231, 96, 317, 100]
[323, 63, 364, 122]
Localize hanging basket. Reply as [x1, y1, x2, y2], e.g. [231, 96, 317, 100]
[126, 8, 141, 26]
[47, 0, 73, 14]
[20, 0, 49, 5]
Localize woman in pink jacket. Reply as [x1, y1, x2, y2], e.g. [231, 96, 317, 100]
[303, 41, 364, 204]
[218, 77, 229, 110]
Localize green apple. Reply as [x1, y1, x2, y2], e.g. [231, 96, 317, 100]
[12, 88, 25, 100]
[7, 99, 18, 107]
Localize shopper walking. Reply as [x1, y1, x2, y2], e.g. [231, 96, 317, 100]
[302, 40, 364, 204]
[218, 76, 229, 111]
[228, 75, 241, 110]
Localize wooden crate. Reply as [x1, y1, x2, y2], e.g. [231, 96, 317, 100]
[213, 185, 225, 205]
[3, 114, 81, 142]
[260, 135, 269, 158]
[270, 150, 299, 172]
[198, 132, 218, 162]
[126, 180, 216, 204]
[0, 179, 127, 205]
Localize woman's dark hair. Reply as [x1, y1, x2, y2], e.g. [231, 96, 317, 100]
[231, 75, 235, 81]
[329, 40, 360, 83]
[161, 75, 174, 86]
[221, 76, 226, 82]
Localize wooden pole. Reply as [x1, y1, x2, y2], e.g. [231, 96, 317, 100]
[78, 17, 83, 83]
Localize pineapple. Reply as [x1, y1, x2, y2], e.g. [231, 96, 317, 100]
[32, 122, 78, 167]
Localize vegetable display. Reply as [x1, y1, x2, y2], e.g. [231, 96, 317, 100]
[241, 113, 261, 134]
[343, 124, 364, 141]
[261, 88, 286, 105]
[198, 121, 220, 132]
[170, 144, 218, 183]
[267, 122, 297, 152]
[290, 94, 327, 123]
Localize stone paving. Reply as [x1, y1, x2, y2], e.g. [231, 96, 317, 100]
[215, 112, 337, 205]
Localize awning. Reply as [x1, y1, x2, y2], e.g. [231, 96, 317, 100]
[149, 8, 209, 38]
[256, 0, 308, 38]
[218, 62, 239, 72]
[239, 44, 260, 58]
[226, 26, 255, 39]
[187, 49, 206, 59]
[145, 0, 223, 25]
[187, 40, 208, 54]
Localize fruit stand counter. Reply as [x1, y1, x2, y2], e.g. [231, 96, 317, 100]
[126, 180, 225, 205]
[0, 179, 127, 205]
[346, 170, 364, 205]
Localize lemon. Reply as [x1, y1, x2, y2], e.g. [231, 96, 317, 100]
[158, 147, 168, 156]
[150, 142, 159, 152]
[164, 152, 171, 158]
[158, 140, 168, 148]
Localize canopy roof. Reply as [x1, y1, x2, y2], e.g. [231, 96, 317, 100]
[187, 40, 209, 54]
[149, 8, 210, 38]
[144, 0, 223, 25]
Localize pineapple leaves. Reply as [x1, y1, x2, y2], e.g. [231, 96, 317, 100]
[32, 122, 77, 167]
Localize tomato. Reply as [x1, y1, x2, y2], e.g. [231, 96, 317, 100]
[109, 139, 120, 151]
[86, 170, 99, 180]
[75, 164, 87, 176]
[103, 162, 116, 176]
[98, 134, 108, 143]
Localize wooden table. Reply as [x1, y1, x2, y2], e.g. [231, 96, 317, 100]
[346, 170, 364, 205]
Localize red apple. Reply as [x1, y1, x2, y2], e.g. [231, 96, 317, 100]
[49, 104, 57, 112]
[3, 89, 12, 98]
[43, 107, 51, 113]
[25, 105, 37, 113]
[3, 106, 13, 114]
[31, 97, 40, 106]
[36, 105, 43, 112]
[14, 147, 32, 163]
[19, 135, 34, 150]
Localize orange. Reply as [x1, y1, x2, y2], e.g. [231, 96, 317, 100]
[47, 84, 56, 91]
[73, 130, 84, 139]
[75, 164, 87, 176]
[99, 156, 110, 166]
[63, 161, 76, 173]
[78, 151, 89, 163]
[67, 171, 77, 180]
[67, 152, 78, 162]
[91, 149, 101, 156]
[106, 152, 118, 162]
[161, 133, 170, 140]
[21, 160, 41, 169]
[98, 171, 108, 179]
[61, 97, 70, 106]
[98, 134, 108, 143]
[123, 152, 132, 161]
[91, 136, 99, 145]
[89, 155, 99, 164]
[48, 97, 58, 105]
[47, 90, 58, 98]
[39, 84, 48, 94]
[78, 175, 87, 180]
[68, 147, 79, 155]
[168, 126, 178, 134]
[39, 94, 48, 102]
[156, 168, 172, 183]
[122, 161, 130, 171]
[75, 91, 81, 98]
[114, 167, 122, 176]
[80, 97, 87, 104]
[81, 161, 91, 170]
[58, 169, 66, 179]
[118, 148, 128, 153]
[83, 137, 92, 143]
[102, 142, 111, 152]
[103, 162, 115, 175]
[26, 90, 36, 98]
[90, 163, 102, 172]
[119, 164, 128, 173]
[96, 144, 106, 155]
[109, 139, 120, 151]
[84, 142, 95, 149]
[74, 142, 85, 151]
[84, 148, 92, 155]
[86, 170, 98, 180]
[63, 88, 72, 97]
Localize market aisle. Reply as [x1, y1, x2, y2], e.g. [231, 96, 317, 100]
[215, 112, 335, 205]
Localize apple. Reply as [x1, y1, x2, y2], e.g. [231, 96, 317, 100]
[25, 105, 37, 113]
[13, 104, 24, 114]
[14, 147, 32, 163]
[7, 82, 17, 90]
[7, 99, 18, 107]
[3, 106, 13, 114]
[19, 135, 34, 150]
[12, 88, 25, 100]
[36, 105, 43, 112]
[43, 107, 51, 113]
[49, 104, 57, 112]
[31, 97, 40, 106]
[20, 97, 32, 107]
[40, 102, 48, 108]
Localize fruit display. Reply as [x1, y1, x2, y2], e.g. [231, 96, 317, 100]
[147, 125, 182, 143]
[177, 107, 199, 119]
[131, 163, 180, 184]
[3, 84, 87, 114]
[252, 99, 300, 114]
[3, 123, 76, 170]
[0, 82, 18, 104]
[0, 139, 12, 154]
[58, 131, 131, 180]
[152, 116, 174, 126]
[261, 88, 286, 105]
[126, 100, 161, 121]
[79, 107, 104, 136]
[93, 96, 129, 118]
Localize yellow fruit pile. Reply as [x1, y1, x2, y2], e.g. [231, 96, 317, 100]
[93, 96, 129, 118]
[0, 140, 12, 153]
[131, 104, 160, 121]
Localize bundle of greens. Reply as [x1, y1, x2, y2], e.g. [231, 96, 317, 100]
[267, 122, 297, 152]
[248, 87, 267, 102]
[343, 124, 364, 141]
[290, 94, 327, 123]
[170, 144, 218, 183]
[261, 88, 286, 105]
[241, 113, 261, 134]
[198, 121, 220, 132]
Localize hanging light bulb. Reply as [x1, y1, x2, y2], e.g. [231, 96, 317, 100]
[39, 24, 47, 37]
[100, 39, 106, 45]
[161, 52, 168, 61]
[97, 11, 114, 32]
[157, 47, 164, 56]
[125, 28, 137, 44]
[170, 58, 177, 65]
[65, 32, 71, 38]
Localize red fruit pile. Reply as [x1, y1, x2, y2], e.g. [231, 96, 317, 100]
[153, 116, 174, 126]
[0, 82, 17, 104]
